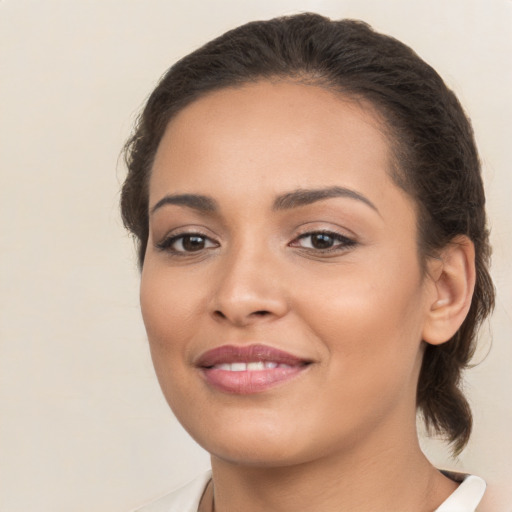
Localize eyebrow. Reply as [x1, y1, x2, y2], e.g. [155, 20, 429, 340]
[150, 194, 218, 215]
[272, 186, 379, 214]
[150, 186, 379, 216]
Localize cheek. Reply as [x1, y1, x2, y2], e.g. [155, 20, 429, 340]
[140, 262, 200, 365]
[139, 264, 201, 411]
[295, 253, 427, 387]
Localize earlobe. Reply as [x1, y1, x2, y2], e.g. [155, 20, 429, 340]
[422, 235, 476, 346]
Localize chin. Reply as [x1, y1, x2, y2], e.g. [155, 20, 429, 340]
[208, 439, 313, 468]
[180, 409, 332, 468]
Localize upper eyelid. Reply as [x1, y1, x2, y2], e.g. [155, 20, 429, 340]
[155, 230, 219, 251]
[293, 226, 357, 241]
[157, 228, 352, 240]
[290, 227, 358, 250]
[156, 226, 219, 242]
[154, 225, 357, 249]
[292, 231, 356, 244]
[296, 229, 352, 238]
[170, 232, 217, 242]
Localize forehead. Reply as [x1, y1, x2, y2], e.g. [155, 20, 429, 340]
[149, 80, 401, 213]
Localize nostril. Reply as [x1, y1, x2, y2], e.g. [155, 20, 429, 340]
[213, 309, 270, 320]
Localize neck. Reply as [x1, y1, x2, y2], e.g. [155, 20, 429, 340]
[204, 420, 457, 512]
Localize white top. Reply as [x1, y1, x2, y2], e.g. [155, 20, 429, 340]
[134, 470, 486, 512]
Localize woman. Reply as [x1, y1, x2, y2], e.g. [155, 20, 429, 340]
[122, 13, 494, 512]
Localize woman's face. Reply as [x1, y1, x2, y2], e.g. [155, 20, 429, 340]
[141, 81, 436, 466]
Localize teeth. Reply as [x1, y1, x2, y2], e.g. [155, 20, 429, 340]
[213, 361, 288, 371]
[247, 361, 265, 371]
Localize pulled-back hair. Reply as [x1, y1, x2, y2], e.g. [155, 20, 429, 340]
[121, 13, 494, 454]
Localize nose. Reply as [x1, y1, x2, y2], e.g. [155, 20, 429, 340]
[209, 245, 289, 327]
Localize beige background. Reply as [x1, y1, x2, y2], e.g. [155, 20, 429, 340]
[1, 1, 511, 511]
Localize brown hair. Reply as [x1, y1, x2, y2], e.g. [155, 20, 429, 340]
[121, 13, 494, 454]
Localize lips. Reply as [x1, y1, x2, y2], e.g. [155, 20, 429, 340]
[195, 344, 311, 394]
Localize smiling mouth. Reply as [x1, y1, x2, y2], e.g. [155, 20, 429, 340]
[195, 344, 312, 394]
[210, 361, 297, 371]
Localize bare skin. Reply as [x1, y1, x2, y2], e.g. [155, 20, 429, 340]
[142, 81, 473, 511]
[199, 439, 456, 512]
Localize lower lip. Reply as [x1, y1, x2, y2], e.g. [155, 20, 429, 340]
[200, 366, 308, 394]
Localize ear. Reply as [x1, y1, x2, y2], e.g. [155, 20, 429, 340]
[422, 235, 476, 346]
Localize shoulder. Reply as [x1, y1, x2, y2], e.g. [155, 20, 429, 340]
[132, 471, 212, 512]
[435, 471, 486, 512]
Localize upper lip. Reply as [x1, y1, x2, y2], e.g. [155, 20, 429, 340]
[194, 344, 311, 368]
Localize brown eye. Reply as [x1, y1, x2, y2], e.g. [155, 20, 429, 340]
[291, 231, 357, 252]
[156, 233, 218, 253]
[181, 235, 207, 251]
[310, 233, 335, 249]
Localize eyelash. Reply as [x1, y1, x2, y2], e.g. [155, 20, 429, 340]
[155, 230, 357, 256]
[290, 230, 357, 253]
[156, 232, 218, 255]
